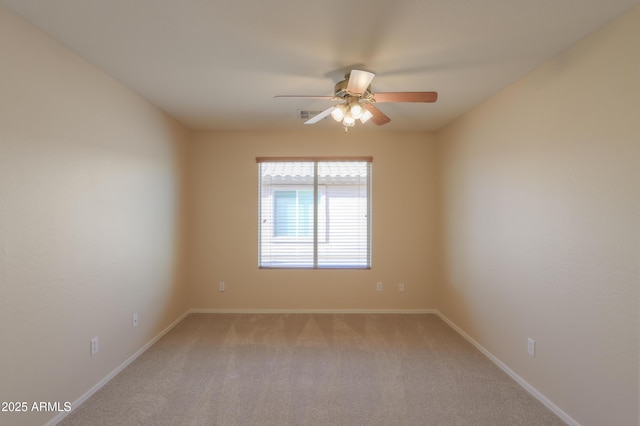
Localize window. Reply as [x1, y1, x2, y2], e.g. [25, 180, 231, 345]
[258, 157, 372, 269]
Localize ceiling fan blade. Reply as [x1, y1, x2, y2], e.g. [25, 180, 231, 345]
[304, 106, 336, 124]
[373, 92, 438, 103]
[347, 70, 375, 95]
[362, 104, 391, 126]
[274, 95, 335, 100]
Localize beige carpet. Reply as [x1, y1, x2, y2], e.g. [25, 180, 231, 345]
[58, 314, 565, 425]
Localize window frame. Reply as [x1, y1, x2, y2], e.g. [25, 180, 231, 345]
[257, 156, 372, 270]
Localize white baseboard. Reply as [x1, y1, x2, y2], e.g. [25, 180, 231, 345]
[46, 310, 191, 426]
[189, 308, 438, 314]
[435, 310, 579, 426]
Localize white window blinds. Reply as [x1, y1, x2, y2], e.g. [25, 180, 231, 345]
[258, 157, 372, 269]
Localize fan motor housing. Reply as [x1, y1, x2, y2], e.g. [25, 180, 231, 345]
[334, 75, 371, 98]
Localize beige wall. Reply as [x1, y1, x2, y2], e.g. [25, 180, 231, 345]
[0, 7, 189, 426]
[186, 130, 438, 311]
[435, 6, 639, 426]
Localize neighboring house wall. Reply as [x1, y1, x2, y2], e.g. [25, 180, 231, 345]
[0, 6, 190, 426]
[435, 6, 640, 426]
[186, 130, 438, 311]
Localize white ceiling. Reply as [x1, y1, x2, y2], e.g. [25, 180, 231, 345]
[2, 0, 637, 132]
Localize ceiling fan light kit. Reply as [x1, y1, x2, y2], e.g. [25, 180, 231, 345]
[276, 69, 438, 132]
[330, 98, 373, 130]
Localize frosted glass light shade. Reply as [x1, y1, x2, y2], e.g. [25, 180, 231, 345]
[360, 109, 373, 123]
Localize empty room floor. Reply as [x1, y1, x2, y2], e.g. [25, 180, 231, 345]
[59, 314, 564, 426]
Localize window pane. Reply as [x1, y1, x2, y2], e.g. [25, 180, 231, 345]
[317, 162, 370, 268]
[259, 162, 314, 268]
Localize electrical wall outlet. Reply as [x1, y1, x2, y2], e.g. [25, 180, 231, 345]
[376, 282, 383, 291]
[219, 281, 225, 292]
[399, 282, 405, 292]
[527, 338, 535, 357]
[90, 337, 99, 356]
[132, 313, 138, 328]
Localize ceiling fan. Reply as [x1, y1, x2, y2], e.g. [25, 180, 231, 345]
[275, 70, 438, 131]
